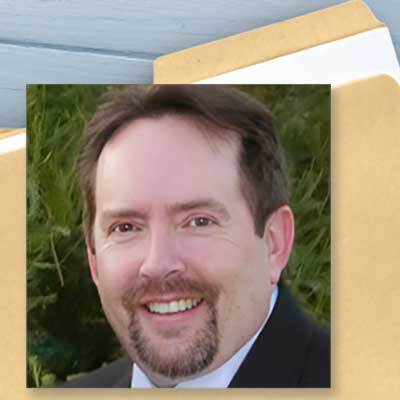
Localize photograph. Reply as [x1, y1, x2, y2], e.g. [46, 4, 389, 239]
[27, 84, 330, 388]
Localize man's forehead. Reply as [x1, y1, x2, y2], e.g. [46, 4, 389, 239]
[96, 115, 241, 183]
[93, 114, 245, 218]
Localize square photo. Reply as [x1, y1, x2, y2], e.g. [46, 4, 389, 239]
[27, 84, 330, 388]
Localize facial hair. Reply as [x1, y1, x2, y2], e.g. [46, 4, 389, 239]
[121, 276, 220, 381]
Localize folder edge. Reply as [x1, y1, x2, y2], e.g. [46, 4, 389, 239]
[0, 129, 26, 141]
[333, 73, 400, 92]
[154, 0, 384, 84]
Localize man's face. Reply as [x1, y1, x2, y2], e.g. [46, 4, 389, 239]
[89, 115, 277, 386]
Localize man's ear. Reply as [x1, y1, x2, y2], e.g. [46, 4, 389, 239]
[86, 239, 99, 287]
[264, 205, 295, 285]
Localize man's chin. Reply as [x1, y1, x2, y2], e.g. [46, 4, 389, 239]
[126, 305, 219, 382]
[136, 344, 216, 385]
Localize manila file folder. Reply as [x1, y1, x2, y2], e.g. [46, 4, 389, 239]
[153, 0, 400, 397]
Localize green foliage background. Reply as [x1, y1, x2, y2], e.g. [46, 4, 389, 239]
[27, 84, 330, 387]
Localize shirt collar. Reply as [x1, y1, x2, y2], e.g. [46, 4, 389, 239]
[131, 286, 279, 388]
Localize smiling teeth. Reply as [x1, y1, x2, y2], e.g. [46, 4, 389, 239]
[147, 299, 202, 314]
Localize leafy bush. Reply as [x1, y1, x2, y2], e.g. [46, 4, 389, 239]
[27, 84, 330, 386]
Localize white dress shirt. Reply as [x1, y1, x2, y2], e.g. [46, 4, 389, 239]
[131, 286, 279, 388]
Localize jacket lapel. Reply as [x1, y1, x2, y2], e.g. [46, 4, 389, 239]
[111, 359, 132, 388]
[228, 284, 314, 388]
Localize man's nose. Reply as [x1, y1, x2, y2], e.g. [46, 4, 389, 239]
[138, 229, 185, 280]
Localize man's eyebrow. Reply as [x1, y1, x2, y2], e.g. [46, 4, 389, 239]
[98, 199, 230, 229]
[168, 198, 231, 220]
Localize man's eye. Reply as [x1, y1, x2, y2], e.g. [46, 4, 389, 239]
[112, 223, 134, 233]
[188, 217, 213, 228]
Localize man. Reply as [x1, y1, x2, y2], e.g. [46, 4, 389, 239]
[65, 85, 330, 388]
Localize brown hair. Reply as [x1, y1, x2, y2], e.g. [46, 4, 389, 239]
[76, 85, 289, 250]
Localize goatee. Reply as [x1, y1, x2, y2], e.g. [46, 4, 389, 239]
[121, 276, 220, 381]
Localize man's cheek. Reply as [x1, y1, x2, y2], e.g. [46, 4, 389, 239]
[97, 250, 139, 297]
[184, 234, 239, 264]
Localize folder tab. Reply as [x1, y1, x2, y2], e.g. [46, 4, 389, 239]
[154, 0, 384, 83]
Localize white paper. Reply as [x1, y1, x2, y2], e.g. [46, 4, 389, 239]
[199, 27, 400, 86]
[0, 132, 26, 155]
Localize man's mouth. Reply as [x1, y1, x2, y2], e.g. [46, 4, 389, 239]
[144, 298, 203, 315]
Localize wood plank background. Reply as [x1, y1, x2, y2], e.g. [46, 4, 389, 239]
[0, 0, 399, 127]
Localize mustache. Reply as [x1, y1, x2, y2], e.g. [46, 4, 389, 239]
[121, 275, 220, 310]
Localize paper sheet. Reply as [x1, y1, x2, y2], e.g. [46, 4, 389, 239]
[0, 132, 26, 155]
[199, 27, 400, 85]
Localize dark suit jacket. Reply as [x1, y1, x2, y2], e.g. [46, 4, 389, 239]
[61, 284, 330, 388]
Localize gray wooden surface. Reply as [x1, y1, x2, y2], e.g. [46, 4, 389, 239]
[0, 0, 399, 127]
